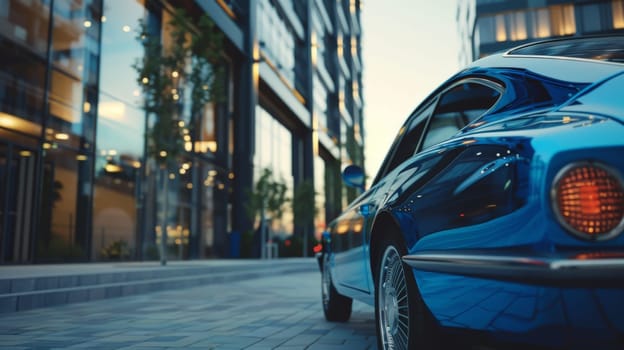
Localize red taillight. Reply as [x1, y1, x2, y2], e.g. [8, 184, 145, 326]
[552, 163, 624, 240]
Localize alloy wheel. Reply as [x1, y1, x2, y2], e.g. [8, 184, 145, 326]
[378, 245, 410, 350]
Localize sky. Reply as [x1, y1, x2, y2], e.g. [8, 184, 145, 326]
[362, 0, 462, 178]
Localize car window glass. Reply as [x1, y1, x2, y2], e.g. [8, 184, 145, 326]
[377, 101, 436, 182]
[421, 82, 500, 150]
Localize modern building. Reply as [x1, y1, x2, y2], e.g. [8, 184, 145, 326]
[458, 0, 624, 66]
[0, 0, 364, 263]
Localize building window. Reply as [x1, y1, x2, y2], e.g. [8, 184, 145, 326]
[509, 11, 527, 41]
[254, 106, 294, 235]
[531, 8, 552, 38]
[614, 0, 624, 29]
[314, 156, 326, 241]
[48, 0, 101, 148]
[549, 4, 576, 36]
[0, 0, 49, 128]
[495, 14, 506, 42]
[93, 0, 147, 261]
[257, 0, 295, 85]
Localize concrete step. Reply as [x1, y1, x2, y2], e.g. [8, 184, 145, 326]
[0, 258, 317, 313]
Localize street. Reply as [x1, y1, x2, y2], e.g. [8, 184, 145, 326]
[0, 270, 377, 349]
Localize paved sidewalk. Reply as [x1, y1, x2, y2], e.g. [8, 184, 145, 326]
[0, 258, 317, 313]
[0, 270, 378, 349]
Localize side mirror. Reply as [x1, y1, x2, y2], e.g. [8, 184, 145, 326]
[342, 165, 365, 191]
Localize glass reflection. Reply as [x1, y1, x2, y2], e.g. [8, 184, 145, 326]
[0, 0, 50, 127]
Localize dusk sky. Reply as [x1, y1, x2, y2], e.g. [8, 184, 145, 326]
[362, 0, 461, 179]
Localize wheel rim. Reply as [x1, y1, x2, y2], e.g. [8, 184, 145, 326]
[322, 255, 330, 309]
[378, 245, 409, 350]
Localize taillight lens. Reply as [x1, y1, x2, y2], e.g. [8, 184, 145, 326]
[552, 162, 624, 240]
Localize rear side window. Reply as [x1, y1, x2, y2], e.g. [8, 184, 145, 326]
[421, 81, 501, 150]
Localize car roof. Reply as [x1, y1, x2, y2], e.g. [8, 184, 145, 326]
[507, 35, 624, 63]
[466, 35, 624, 84]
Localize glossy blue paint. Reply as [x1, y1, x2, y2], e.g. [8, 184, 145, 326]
[321, 36, 624, 349]
[415, 271, 624, 349]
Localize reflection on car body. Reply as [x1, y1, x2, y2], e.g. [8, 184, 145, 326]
[318, 35, 624, 350]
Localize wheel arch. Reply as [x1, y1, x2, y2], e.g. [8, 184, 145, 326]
[369, 211, 406, 282]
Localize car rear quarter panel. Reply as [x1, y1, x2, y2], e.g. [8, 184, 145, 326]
[393, 117, 624, 348]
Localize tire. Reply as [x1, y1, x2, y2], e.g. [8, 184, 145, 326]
[321, 253, 353, 322]
[375, 237, 436, 350]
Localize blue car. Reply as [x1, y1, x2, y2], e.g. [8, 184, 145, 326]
[319, 35, 624, 350]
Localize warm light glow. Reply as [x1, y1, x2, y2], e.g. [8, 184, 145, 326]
[108, 149, 117, 156]
[337, 35, 344, 57]
[179, 168, 186, 175]
[132, 161, 141, 168]
[76, 155, 88, 161]
[534, 8, 551, 38]
[99, 101, 126, 121]
[351, 37, 357, 56]
[311, 32, 318, 66]
[208, 170, 218, 176]
[182, 163, 191, 170]
[160, 150, 167, 157]
[228, 172, 235, 180]
[510, 11, 527, 41]
[614, 0, 624, 29]
[122, 25, 131, 32]
[19, 150, 32, 157]
[169, 173, 175, 180]
[83, 101, 91, 113]
[43, 143, 51, 150]
[217, 183, 225, 190]
[101, 16, 107, 23]
[178, 120, 185, 128]
[194, 141, 217, 153]
[0, 112, 42, 136]
[83, 20, 92, 28]
[142, 77, 149, 84]
[173, 94, 180, 101]
[336, 222, 349, 234]
[55, 133, 70, 140]
[339, 91, 346, 113]
[495, 14, 506, 42]
[550, 4, 576, 36]
[171, 71, 179, 78]
[105, 164, 123, 173]
[353, 81, 359, 100]
[185, 141, 193, 152]
[186, 183, 193, 190]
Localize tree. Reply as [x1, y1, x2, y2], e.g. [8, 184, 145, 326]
[133, 9, 224, 265]
[292, 180, 317, 257]
[246, 168, 290, 258]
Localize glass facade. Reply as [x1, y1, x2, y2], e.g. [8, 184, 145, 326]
[93, 0, 145, 260]
[472, 1, 624, 60]
[254, 106, 293, 236]
[0, 0, 365, 263]
[0, 0, 231, 263]
[477, 4, 576, 45]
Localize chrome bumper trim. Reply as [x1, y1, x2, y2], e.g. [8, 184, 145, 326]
[402, 251, 624, 285]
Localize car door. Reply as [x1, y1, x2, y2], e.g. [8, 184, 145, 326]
[329, 100, 437, 296]
[384, 78, 505, 245]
